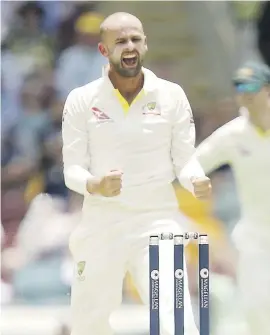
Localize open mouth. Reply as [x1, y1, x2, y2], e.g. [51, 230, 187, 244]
[121, 54, 138, 68]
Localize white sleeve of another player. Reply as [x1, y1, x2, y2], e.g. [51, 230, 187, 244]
[179, 121, 234, 180]
[62, 89, 94, 195]
[195, 123, 233, 174]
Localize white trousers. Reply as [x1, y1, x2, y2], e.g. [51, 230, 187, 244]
[237, 249, 270, 335]
[233, 220, 270, 335]
[69, 204, 199, 335]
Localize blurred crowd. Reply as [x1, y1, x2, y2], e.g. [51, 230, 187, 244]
[1, 1, 270, 334]
[1, 1, 109, 304]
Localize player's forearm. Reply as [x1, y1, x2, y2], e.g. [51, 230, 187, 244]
[64, 165, 95, 195]
[195, 149, 226, 175]
[177, 156, 206, 194]
[194, 123, 233, 174]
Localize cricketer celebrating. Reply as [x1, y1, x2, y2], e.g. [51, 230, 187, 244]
[62, 12, 211, 335]
[182, 61, 270, 335]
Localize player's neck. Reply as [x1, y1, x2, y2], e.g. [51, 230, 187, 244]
[109, 69, 144, 102]
[249, 109, 270, 132]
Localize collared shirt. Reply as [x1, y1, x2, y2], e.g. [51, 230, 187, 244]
[185, 115, 270, 223]
[62, 67, 205, 209]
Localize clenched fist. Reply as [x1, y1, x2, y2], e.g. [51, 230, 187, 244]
[87, 170, 122, 197]
[191, 176, 212, 200]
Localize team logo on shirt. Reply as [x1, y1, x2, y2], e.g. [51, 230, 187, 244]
[77, 261, 86, 281]
[142, 102, 160, 115]
[91, 107, 113, 123]
[147, 102, 156, 111]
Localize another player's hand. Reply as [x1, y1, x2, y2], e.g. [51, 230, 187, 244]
[87, 170, 122, 197]
[191, 176, 212, 200]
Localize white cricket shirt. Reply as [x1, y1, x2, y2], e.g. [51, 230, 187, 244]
[62, 67, 205, 210]
[183, 116, 270, 224]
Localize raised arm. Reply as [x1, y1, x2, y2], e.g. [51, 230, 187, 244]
[194, 122, 234, 175]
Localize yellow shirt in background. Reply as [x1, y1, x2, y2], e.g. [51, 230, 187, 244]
[174, 184, 226, 266]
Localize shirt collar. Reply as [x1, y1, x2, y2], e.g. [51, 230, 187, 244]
[102, 64, 157, 94]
